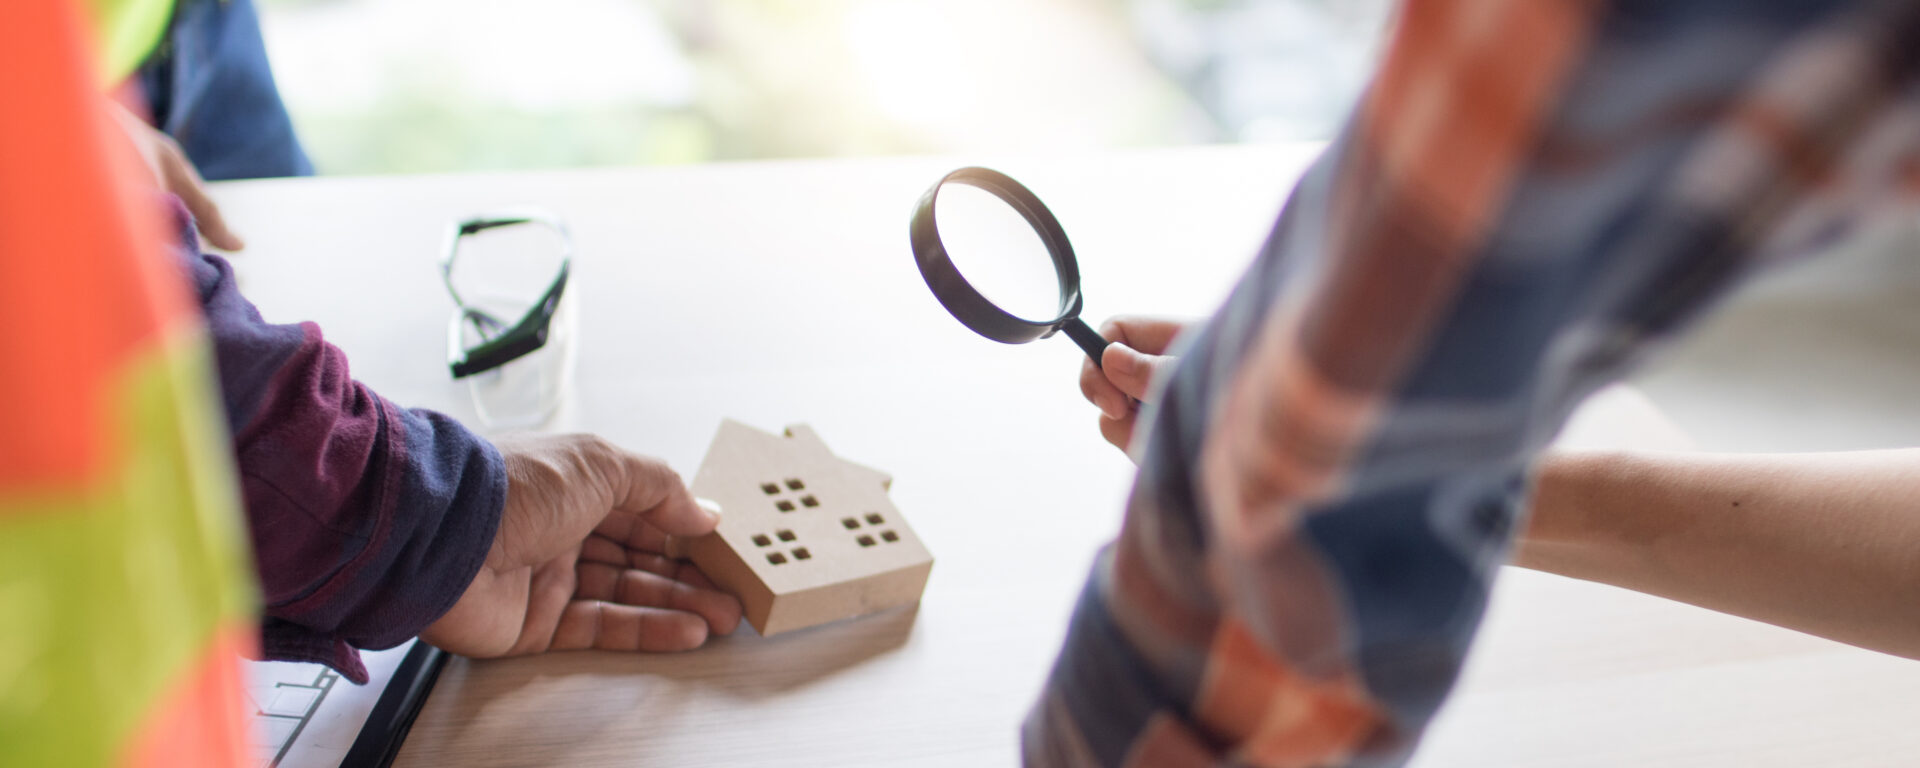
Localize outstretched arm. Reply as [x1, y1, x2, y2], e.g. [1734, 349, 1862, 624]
[1520, 449, 1920, 660]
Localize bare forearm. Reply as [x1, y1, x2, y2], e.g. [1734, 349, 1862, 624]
[1517, 450, 1920, 659]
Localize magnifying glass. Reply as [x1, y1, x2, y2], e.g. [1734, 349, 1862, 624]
[909, 167, 1113, 369]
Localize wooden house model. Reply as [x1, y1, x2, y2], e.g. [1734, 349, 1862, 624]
[682, 419, 933, 636]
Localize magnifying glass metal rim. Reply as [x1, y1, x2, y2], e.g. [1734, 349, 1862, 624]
[910, 166, 1112, 366]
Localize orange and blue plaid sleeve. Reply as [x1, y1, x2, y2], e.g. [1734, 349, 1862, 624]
[1026, 2, 1920, 765]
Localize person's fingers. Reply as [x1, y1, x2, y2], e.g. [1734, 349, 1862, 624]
[578, 534, 628, 566]
[671, 564, 737, 634]
[548, 600, 711, 652]
[493, 561, 577, 657]
[1100, 316, 1188, 356]
[1080, 355, 1132, 420]
[578, 535, 680, 577]
[587, 514, 674, 556]
[1101, 343, 1174, 402]
[1099, 413, 1135, 454]
[606, 449, 720, 537]
[575, 562, 743, 635]
[593, 506, 709, 567]
[156, 141, 245, 251]
[623, 550, 679, 579]
[676, 563, 722, 593]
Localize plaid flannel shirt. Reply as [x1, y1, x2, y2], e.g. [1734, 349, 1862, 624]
[1026, 1, 1920, 765]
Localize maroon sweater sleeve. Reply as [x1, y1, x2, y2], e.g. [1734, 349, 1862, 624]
[168, 199, 506, 682]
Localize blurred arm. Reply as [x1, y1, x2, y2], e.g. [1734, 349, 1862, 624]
[1520, 450, 1920, 659]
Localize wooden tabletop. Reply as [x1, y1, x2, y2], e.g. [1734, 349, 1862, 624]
[213, 145, 1920, 767]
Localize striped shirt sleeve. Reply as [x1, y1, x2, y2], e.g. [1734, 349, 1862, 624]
[1027, 1, 1920, 765]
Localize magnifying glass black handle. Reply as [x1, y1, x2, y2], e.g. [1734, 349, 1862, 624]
[1061, 317, 1110, 370]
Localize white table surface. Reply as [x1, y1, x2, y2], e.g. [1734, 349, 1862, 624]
[212, 145, 1920, 767]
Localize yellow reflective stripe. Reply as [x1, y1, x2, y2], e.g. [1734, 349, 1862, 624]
[0, 329, 257, 767]
[85, 0, 177, 84]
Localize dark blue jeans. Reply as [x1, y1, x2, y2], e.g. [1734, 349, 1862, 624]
[139, 0, 313, 180]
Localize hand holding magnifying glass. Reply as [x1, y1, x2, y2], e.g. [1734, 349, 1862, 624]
[1078, 316, 1187, 449]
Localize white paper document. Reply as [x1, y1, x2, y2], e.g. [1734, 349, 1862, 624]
[245, 640, 419, 768]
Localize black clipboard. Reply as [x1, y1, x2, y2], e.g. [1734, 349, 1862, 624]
[337, 641, 449, 768]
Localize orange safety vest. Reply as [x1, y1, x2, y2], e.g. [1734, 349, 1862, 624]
[0, 1, 258, 766]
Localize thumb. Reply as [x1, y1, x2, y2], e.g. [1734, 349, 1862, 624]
[1102, 343, 1172, 402]
[612, 452, 722, 537]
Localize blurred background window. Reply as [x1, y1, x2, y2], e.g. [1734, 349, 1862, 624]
[258, 0, 1393, 175]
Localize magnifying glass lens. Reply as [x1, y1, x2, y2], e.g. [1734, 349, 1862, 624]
[932, 183, 1063, 323]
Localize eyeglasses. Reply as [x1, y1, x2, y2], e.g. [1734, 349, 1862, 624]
[441, 213, 572, 379]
